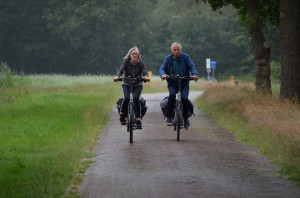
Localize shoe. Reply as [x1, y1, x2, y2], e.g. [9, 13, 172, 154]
[136, 120, 142, 129]
[166, 117, 173, 123]
[120, 115, 126, 125]
[184, 118, 190, 129]
[166, 117, 174, 126]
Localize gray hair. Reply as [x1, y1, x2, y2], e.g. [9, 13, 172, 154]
[171, 42, 182, 50]
[123, 46, 141, 61]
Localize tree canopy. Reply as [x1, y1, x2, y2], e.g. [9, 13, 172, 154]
[0, 0, 280, 78]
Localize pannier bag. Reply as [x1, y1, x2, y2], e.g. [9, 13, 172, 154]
[160, 96, 194, 118]
[116, 97, 147, 118]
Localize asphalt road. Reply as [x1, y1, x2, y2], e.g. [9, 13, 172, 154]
[78, 92, 300, 198]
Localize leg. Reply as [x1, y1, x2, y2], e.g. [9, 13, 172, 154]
[181, 83, 190, 129]
[166, 83, 177, 119]
[133, 85, 143, 128]
[120, 84, 130, 125]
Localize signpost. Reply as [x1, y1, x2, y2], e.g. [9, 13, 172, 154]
[206, 59, 216, 83]
[210, 61, 216, 83]
[206, 58, 211, 82]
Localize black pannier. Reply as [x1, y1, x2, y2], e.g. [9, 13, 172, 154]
[116, 97, 147, 118]
[160, 96, 194, 118]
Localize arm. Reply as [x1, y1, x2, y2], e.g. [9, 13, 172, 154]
[186, 55, 199, 81]
[141, 61, 150, 80]
[159, 56, 170, 79]
[115, 61, 126, 77]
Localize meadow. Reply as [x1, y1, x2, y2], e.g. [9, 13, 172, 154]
[0, 75, 299, 198]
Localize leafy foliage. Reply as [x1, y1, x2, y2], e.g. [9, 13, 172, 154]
[0, 62, 13, 87]
[0, 0, 280, 77]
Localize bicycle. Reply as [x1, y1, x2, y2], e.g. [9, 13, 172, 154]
[164, 75, 195, 142]
[114, 76, 149, 143]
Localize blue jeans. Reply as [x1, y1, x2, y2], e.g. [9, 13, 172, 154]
[166, 82, 190, 119]
[120, 84, 143, 118]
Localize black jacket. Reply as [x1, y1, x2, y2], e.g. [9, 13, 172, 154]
[116, 60, 148, 86]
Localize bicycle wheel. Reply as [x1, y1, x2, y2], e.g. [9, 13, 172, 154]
[176, 103, 182, 142]
[128, 103, 134, 143]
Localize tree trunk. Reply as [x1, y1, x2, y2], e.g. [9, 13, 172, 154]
[247, 0, 272, 94]
[280, 0, 300, 103]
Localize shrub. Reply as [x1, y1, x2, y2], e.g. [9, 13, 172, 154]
[0, 62, 13, 87]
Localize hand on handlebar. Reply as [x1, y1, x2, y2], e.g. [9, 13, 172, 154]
[113, 76, 120, 82]
[161, 74, 168, 80]
[143, 76, 150, 82]
[192, 76, 199, 81]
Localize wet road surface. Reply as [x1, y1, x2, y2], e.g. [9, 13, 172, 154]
[78, 92, 300, 198]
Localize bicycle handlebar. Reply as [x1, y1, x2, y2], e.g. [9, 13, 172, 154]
[114, 76, 150, 83]
[162, 75, 196, 81]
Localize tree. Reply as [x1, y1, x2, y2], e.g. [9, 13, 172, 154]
[199, 0, 280, 94]
[279, 0, 300, 102]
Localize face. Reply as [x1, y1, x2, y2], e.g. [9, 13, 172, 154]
[171, 43, 181, 59]
[130, 49, 139, 62]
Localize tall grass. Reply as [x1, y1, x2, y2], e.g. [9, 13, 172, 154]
[195, 81, 300, 187]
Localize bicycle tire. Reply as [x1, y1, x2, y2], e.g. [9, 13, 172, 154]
[129, 103, 134, 143]
[176, 102, 182, 142]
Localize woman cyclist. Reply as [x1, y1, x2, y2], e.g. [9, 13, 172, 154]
[114, 46, 149, 128]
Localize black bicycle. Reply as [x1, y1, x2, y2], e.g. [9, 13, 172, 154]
[165, 75, 195, 142]
[114, 76, 149, 143]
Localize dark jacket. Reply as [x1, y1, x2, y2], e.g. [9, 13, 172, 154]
[116, 60, 148, 86]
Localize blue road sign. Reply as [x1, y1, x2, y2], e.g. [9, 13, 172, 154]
[211, 61, 216, 70]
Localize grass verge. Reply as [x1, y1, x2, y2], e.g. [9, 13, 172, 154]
[195, 81, 300, 187]
[0, 75, 120, 198]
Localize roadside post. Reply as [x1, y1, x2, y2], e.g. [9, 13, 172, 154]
[210, 61, 216, 83]
[148, 71, 152, 84]
[206, 58, 211, 83]
[230, 76, 234, 85]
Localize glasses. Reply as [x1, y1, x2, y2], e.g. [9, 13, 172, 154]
[131, 53, 138, 56]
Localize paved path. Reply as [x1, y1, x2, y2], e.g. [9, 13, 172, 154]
[78, 92, 300, 198]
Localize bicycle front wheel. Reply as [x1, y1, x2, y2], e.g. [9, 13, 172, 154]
[128, 103, 134, 143]
[176, 103, 182, 142]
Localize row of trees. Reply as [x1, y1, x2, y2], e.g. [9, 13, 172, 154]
[0, 0, 279, 75]
[0, 0, 298, 101]
[199, 0, 299, 101]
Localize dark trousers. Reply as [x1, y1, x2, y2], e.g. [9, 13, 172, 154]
[166, 83, 190, 119]
[120, 84, 143, 118]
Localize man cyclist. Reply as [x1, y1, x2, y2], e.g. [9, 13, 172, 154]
[159, 42, 198, 129]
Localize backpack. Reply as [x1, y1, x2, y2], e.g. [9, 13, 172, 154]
[116, 97, 147, 118]
[160, 96, 194, 118]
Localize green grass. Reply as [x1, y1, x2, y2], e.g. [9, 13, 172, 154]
[0, 75, 121, 198]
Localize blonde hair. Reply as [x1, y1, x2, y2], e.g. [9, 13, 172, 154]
[123, 46, 141, 61]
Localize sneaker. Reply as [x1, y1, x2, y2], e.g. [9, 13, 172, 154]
[184, 118, 190, 130]
[120, 115, 126, 125]
[166, 117, 174, 126]
[136, 120, 142, 129]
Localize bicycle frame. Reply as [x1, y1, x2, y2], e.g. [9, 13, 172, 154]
[165, 75, 194, 142]
[115, 76, 149, 143]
